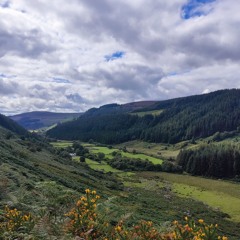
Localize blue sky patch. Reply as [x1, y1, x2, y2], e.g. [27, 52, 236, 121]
[52, 77, 71, 84]
[104, 51, 125, 62]
[181, 0, 216, 19]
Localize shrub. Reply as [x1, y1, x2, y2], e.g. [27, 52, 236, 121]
[0, 190, 229, 239]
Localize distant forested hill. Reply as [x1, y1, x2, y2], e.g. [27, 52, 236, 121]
[47, 89, 240, 144]
[10, 111, 83, 130]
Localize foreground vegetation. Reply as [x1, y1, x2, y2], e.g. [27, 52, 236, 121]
[0, 189, 229, 239]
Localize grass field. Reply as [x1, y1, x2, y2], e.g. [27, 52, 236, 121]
[86, 159, 122, 173]
[137, 172, 240, 222]
[116, 140, 180, 159]
[90, 146, 116, 156]
[50, 141, 73, 148]
[72, 156, 122, 173]
[173, 183, 240, 222]
[88, 146, 163, 164]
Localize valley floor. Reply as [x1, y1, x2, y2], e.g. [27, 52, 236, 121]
[49, 140, 240, 239]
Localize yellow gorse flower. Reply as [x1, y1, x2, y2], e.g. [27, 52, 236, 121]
[0, 189, 229, 240]
[115, 225, 122, 232]
[198, 219, 204, 224]
[85, 188, 91, 194]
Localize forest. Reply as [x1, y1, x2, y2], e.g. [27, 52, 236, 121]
[177, 143, 240, 178]
[47, 89, 240, 144]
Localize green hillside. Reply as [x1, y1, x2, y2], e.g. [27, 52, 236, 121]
[0, 113, 29, 136]
[0, 126, 122, 211]
[47, 89, 240, 144]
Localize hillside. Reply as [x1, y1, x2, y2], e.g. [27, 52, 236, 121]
[10, 111, 83, 130]
[47, 89, 240, 144]
[0, 115, 122, 212]
[0, 113, 29, 136]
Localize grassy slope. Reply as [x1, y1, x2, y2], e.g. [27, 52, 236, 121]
[48, 140, 240, 239]
[0, 128, 123, 211]
[138, 172, 240, 222]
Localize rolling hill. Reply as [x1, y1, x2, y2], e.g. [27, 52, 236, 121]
[0, 113, 29, 136]
[9, 102, 157, 131]
[9, 111, 83, 130]
[47, 89, 240, 144]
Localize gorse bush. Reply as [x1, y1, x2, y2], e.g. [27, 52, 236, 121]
[65, 189, 102, 238]
[0, 206, 34, 239]
[0, 190, 229, 239]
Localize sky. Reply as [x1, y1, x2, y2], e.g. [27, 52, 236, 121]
[0, 0, 240, 115]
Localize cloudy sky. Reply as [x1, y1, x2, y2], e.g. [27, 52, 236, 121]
[0, 0, 240, 115]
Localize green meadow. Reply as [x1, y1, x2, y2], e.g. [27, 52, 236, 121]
[86, 159, 122, 173]
[116, 140, 181, 159]
[137, 172, 240, 222]
[88, 146, 163, 164]
[50, 140, 73, 148]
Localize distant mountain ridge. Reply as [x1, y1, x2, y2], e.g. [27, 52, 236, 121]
[47, 89, 240, 144]
[10, 111, 83, 130]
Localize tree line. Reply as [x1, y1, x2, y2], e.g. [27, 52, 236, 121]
[177, 143, 240, 178]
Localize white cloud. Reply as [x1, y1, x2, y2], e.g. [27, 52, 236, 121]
[0, 0, 240, 114]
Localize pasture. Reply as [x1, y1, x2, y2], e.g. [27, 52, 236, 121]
[85, 159, 122, 173]
[50, 140, 73, 148]
[116, 140, 180, 159]
[88, 146, 163, 164]
[138, 172, 240, 222]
